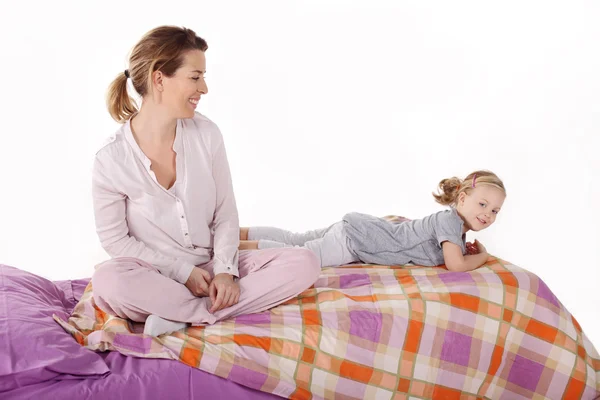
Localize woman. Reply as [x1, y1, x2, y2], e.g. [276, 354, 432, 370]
[92, 26, 320, 337]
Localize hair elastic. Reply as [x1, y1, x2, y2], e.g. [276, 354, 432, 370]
[472, 174, 477, 188]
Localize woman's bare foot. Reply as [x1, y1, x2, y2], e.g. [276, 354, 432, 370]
[239, 240, 259, 250]
[240, 227, 249, 240]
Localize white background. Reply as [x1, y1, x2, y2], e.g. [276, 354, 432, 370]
[1, 1, 598, 347]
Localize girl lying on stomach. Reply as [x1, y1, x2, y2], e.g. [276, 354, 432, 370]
[240, 170, 506, 272]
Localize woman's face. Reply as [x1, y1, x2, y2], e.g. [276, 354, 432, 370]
[159, 49, 208, 119]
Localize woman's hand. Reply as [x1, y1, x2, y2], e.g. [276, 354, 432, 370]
[184, 268, 212, 297]
[209, 273, 240, 313]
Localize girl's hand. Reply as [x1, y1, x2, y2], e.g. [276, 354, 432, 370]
[474, 239, 487, 255]
[209, 273, 241, 313]
[466, 241, 479, 255]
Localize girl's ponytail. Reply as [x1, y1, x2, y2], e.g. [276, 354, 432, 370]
[433, 170, 506, 206]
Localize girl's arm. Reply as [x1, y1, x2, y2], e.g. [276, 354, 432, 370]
[441, 241, 489, 272]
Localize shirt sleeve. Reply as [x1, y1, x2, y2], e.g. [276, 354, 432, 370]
[433, 211, 464, 249]
[92, 154, 195, 284]
[209, 127, 240, 277]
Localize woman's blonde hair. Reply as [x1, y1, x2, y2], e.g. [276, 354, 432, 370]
[433, 170, 506, 206]
[106, 26, 208, 123]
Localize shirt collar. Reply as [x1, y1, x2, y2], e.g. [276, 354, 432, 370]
[124, 118, 183, 170]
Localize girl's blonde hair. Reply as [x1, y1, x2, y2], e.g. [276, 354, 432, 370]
[433, 170, 506, 206]
[106, 26, 209, 123]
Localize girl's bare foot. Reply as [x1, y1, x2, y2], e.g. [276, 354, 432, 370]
[238, 240, 259, 250]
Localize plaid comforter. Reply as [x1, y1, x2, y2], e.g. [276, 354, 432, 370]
[55, 258, 600, 399]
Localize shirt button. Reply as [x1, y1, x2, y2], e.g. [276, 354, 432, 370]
[184, 233, 189, 236]
[181, 215, 185, 219]
[227, 267, 231, 270]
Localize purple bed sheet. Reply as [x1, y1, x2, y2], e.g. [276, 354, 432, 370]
[1, 273, 279, 400]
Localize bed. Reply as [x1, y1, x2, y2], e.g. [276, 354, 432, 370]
[0, 265, 278, 400]
[1, 257, 599, 399]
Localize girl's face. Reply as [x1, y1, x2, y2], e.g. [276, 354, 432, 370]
[456, 185, 505, 232]
[157, 49, 208, 119]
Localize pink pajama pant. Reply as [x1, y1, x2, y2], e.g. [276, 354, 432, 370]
[91, 247, 320, 325]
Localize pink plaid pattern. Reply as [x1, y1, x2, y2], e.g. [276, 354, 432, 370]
[55, 258, 600, 399]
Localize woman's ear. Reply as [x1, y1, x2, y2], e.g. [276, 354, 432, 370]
[152, 70, 164, 92]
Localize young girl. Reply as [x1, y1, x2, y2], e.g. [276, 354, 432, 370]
[240, 170, 506, 272]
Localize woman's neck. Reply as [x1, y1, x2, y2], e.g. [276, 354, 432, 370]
[131, 103, 177, 146]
